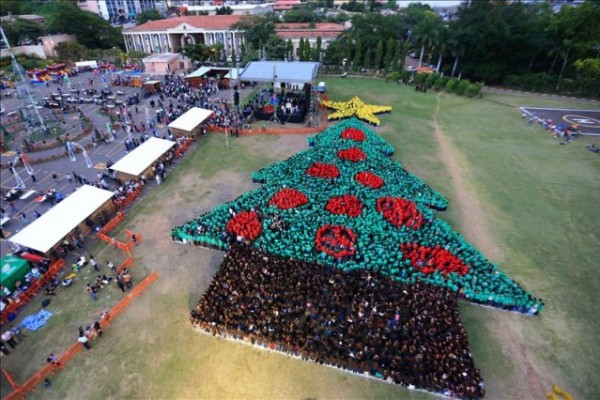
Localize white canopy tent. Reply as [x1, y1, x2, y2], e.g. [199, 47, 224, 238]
[168, 107, 213, 136]
[9, 185, 114, 254]
[239, 61, 319, 84]
[75, 60, 98, 71]
[110, 137, 175, 179]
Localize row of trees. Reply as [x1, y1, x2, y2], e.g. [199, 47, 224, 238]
[227, 1, 599, 97]
[322, 1, 599, 95]
[1, 0, 124, 50]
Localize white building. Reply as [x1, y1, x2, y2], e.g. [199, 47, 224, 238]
[76, 0, 167, 24]
[123, 15, 244, 55]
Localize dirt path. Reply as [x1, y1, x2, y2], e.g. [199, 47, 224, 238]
[432, 94, 548, 398]
[431, 95, 498, 259]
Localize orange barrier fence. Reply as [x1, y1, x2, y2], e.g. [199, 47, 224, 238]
[2, 272, 158, 400]
[173, 137, 194, 158]
[113, 187, 142, 210]
[99, 211, 126, 235]
[1, 259, 66, 324]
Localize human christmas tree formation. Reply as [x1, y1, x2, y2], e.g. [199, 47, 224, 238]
[172, 118, 542, 314]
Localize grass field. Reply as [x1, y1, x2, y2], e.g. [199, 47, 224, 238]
[1, 78, 598, 400]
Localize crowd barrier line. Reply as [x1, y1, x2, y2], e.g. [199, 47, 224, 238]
[1, 259, 66, 324]
[1, 272, 158, 400]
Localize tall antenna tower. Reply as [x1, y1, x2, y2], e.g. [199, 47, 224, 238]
[0, 26, 61, 139]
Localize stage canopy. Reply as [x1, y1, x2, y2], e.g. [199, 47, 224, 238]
[9, 185, 114, 254]
[239, 61, 319, 84]
[110, 137, 175, 178]
[168, 107, 213, 134]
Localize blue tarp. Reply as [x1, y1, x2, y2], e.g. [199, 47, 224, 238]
[20, 309, 53, 331]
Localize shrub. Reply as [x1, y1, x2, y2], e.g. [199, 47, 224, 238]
[414, 73, 428, 85]
[466, 82, 483, 98]
[455, 79, 471, 96]
[425, 73, 440, 88]
[388, 71, 400, 82]
[445, 78, 459, 92]
[436, 76, 450, 91]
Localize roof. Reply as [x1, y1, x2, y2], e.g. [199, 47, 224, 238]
[142, 53, 180, 63]
[168, 107, 214, 133]
[185, 67, 213, 79]
[186, 67, 241, 80]
[274, 0, 302, 10]
[9, 186, 114, 254]
[275, 22, 345, 39]
[110, 137, 176, 177]
[125, 15, 242, 33]
[275, 23, 345, 31]
[239, 61, 319, 84]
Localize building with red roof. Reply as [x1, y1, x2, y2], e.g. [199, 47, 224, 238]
[274, 23, 346, 61]
[123, 15, 244, 57]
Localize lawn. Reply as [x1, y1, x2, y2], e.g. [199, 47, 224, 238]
[1, 77, 598, 400]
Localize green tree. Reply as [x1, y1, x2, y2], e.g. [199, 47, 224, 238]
[183, 43, 222, 63]
[392, 40, 400, 72]
[231, 14, 276, 51]
[363, 43, 372, 71]
[55, 41, 89, 62]
[286, 39, 293, 61]
[353, 37, 362, 71]
[216, 6, 233, 15]
[413, 11, 441, 68]
[384, 37, 395, 71]
[298, 38, 306, 61]
[1, 18, 44, 47]
[137, 9, 163, 24]
[548, 1, 600, 89]
[314, 36, 322, 62]
[283, 4, 323, 23]
[374, 39, 383, 70]
[46, 3, 124, 49]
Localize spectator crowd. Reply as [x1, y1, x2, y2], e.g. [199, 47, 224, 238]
[192, 245, 485, 399]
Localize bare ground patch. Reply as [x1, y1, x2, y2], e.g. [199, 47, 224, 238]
[432, 94, 549, 399]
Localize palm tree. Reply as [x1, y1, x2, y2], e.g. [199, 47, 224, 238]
[413, 12, 441, 69]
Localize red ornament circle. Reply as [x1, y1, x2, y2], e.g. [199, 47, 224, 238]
[269, 188, 308, 209]
[355, 171, 384, 189]
[341, 127, 366, 142]
[306, 162, 340, 179]
[315, 225, 357, 259]
[226, 211, 262, 241]
[376, 196, 424, 229]
[325, 195, 364, 217]
[338, 147, 367, 162]
[400, 243, 469, 276]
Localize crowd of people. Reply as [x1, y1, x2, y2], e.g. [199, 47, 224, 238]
[242, 88, 308, 123]
[525, 113, 580, 145]
[148, 73, 244, 130]
[192, 245, 485, 399]
[174, 119, 543, 313]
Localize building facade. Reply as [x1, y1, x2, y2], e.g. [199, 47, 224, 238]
[77, 0, 167, 24]
[123, 15, 244, 55]
[274, 23, 346, 61]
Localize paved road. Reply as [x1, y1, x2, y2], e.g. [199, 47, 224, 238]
[0, 70, 244, 257]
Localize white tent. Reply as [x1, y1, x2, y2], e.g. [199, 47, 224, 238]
[9, 185, 114, 254]
[110, 137, 175, 179]
[75, 60, 98, 71]
[239, 61, 319, 84]
[168, 107, 213, 135]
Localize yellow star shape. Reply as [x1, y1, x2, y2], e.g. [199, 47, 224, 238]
[321, 96, 392, 126]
